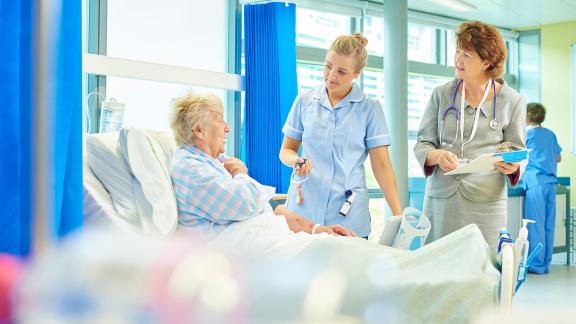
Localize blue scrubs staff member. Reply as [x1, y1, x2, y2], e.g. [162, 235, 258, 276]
[279, 33, 403, 238]
[522, 103, 562, 274]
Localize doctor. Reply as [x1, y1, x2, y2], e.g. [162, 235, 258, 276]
[280, 33, 402, 239]
[414, 21, 526, 249]
[522, 103, 562, 274]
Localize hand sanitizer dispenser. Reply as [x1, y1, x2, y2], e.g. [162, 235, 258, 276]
[516, 219, 535, 286]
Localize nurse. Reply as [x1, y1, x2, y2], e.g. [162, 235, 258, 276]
[522, 103, 562, 274]
[279, 33, 402, 238]
[414, 21, 526, 249]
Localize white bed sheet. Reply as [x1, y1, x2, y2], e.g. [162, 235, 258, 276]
[299, 224, 500, 323]
[212, 216, 500, 323]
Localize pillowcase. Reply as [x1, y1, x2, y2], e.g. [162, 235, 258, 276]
[85, 132, 143, 230]
[83, 134, 116, 226]
[118, 128, 178, 236]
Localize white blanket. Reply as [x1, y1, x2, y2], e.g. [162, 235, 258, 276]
[212, 211, 329, 259]
[299, 225, 500, 323]
[213, 217, 500, 323]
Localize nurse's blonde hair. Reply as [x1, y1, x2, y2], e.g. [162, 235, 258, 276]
[170, 92, 223, 146]
[328, 33, 368, 73]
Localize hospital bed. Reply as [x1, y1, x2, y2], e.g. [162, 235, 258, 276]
[19, 128, 515, 323]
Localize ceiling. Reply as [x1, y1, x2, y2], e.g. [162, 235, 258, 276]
[407, 0, 576, 29]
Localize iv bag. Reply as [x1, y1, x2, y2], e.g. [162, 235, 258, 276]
[99, 98, 125, 133]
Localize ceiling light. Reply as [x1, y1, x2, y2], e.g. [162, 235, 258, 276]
[431, 0, 477, 12]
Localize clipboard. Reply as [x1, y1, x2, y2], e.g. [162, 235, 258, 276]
[445, 149, 529, 175]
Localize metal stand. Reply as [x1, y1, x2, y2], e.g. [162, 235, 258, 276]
[570, 207, 575, 265]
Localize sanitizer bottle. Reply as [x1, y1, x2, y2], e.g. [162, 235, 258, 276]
[516, 219, 535, 285]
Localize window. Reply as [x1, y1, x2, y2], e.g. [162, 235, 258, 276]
[364, 15, 385, 56]
[362, 69, 386, 192]
[408, 23, 437, 64]
[86, 0, 234, 135]
[362, 69, 385, 104]
[104, 76, 228, 133]
[572, 44, 576, 154]
[106, 0, 227, 71]
[446, 30, 456, 67]
[368, 198, 387, 242]
[296, 7, 351, 49]
[291, 4, 519, 205]
[296, 63, 324, 91]
[407, 74, 451, 176]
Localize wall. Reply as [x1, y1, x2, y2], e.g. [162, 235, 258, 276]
[541, 21, 576, 206]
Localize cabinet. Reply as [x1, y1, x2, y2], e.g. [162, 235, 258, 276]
[507, 185, 572, 264]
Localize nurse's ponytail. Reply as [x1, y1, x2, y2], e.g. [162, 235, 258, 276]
[328, 33, 368, 73]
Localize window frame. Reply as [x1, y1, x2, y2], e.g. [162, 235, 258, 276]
[84, 0, 243, 155]
[294, 1, 520, 199]
[86, 0, 522, 198]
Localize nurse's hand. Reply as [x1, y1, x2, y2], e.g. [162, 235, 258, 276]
[318, 224, 356, 237]
[223, 157, 248, 177]
[437, 150, 459, 172]
[494, 161, 519, 175]
[293, 157, 312, 176]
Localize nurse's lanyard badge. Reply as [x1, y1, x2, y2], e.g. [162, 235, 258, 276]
[440, 79, 497, 163]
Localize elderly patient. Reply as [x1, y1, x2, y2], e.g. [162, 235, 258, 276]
[169, 92, 356, 240]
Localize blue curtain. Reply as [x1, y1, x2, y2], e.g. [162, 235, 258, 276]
[244, 2, 298, 193]
[0, 0, 33, 256]
[0, 0, 83, 256]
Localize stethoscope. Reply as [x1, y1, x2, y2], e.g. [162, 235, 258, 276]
[439, 79, 499, 160]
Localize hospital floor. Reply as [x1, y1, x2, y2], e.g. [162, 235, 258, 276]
[513, 253, 575, 309]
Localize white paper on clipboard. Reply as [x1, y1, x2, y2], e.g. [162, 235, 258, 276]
[444, 149, 529, 175]
[445, 153, 502, 175]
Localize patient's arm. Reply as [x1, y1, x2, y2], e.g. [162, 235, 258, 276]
[272, 205, 356, 237]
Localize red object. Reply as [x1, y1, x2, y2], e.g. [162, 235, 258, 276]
[0, 254, 23, 322]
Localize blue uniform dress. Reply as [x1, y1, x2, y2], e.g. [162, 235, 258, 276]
[282, 83, 391, 237]
[522, 126, 562, 273]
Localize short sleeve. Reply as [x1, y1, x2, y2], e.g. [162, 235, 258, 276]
[365, 100, 391, 149]
[282, 95, 304, 140]
[554, 133, 562, 155]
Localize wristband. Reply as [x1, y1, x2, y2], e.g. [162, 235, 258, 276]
[311, 224, 321, 234]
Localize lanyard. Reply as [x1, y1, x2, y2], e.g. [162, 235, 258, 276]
[459, 79, 492, 159]
[290, 173, 309, 205]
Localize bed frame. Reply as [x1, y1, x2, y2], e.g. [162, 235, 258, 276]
[499, 244, 515, 310]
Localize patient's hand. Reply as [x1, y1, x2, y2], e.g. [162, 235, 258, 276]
[223, 157, 248, 177]
[319, 224, 356, 237]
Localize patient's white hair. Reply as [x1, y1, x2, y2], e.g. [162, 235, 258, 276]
[170, 92, 224, 146]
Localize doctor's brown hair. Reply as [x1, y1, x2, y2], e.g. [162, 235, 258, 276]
[456, 21, 507, 80]
[527, 102, 546, 125]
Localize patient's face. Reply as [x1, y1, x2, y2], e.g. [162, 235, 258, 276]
[205, 110, 230, 158]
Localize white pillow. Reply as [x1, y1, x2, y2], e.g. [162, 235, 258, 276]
[85, 132, 143, 230]
[118, 128, 178, 236]
[83, 134, 116, 226]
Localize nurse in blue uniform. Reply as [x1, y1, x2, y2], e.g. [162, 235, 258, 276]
[279, 33, 402, 238]
[522, 103, 562, 274]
